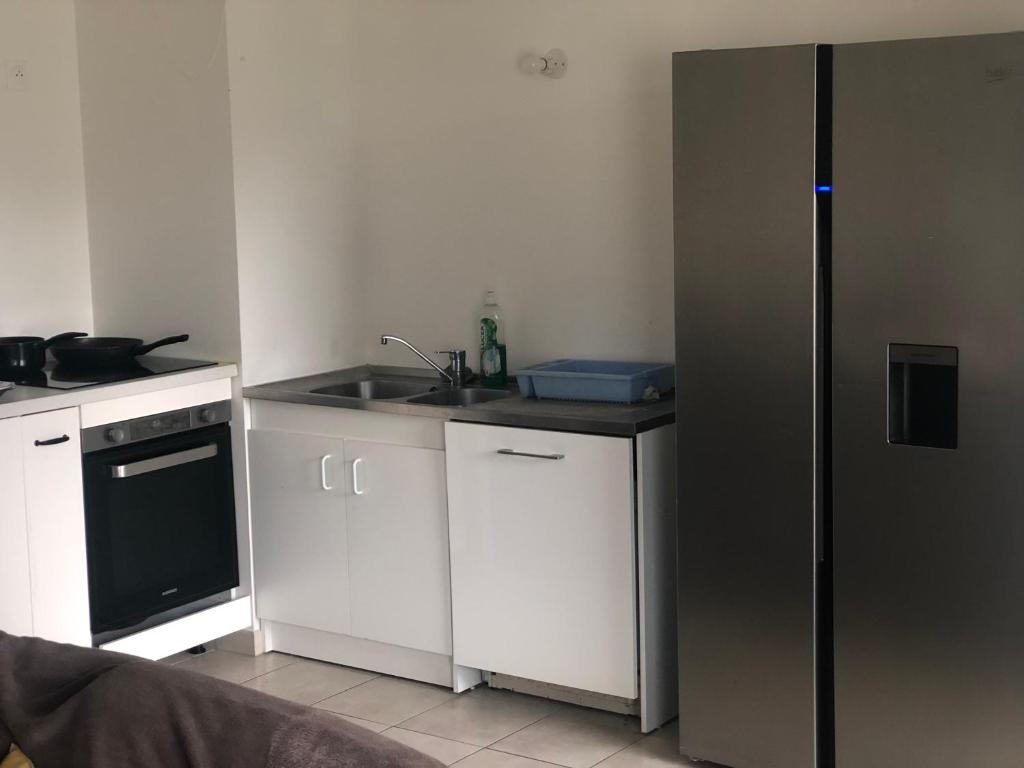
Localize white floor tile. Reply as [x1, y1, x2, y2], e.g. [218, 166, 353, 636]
[647, 719, 678, 743]
[316, 675, 456, 726]
[243, 658, 377, 705]
[173, 648, 662, 768]
[328, 713, 390, 734]
[452, 749, 558, 768]
[399, 687, 560, 746]
[175, 650, 297, 684]
[384, 727, 481, 765]
[596, 735, 702, 767]
[490, 707, 643, 768]
[158, 650, 195, 665]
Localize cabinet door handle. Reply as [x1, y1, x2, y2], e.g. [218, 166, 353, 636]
[34, 434, 70, 447]
[320, 454, 334, 491]
[496, 448, 565, 461]
[352, 457, 365, 495]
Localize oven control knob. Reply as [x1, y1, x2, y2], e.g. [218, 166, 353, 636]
[105, 427, 126, 443]
[199, 407, 217, 424]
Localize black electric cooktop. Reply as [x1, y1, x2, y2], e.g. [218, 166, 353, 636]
[0, 357, 216, 390]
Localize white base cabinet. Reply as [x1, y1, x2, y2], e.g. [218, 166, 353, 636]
[248, 401, 456, 682]
[0, 408, 90, 646]
[249, 430, 352, 636]
[445, 422, 638, 699]
[445, 421, 678, 731]
[246, 399, 675, 722]
[346, 439, 450, 656]
[0, 417, 32, 637]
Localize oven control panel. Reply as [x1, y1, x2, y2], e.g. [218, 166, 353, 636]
[82, 400, 232, 453]
[131, 409, 192, 442]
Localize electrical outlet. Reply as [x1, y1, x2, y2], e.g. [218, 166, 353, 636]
[7, 60, 27, 91]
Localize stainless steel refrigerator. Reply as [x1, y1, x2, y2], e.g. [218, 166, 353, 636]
[673, 33, 1024, 768]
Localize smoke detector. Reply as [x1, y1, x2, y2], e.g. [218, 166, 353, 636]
[520, 49, 568, 79]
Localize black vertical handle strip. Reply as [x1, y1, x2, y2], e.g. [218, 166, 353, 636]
[814, 42, 836, 768]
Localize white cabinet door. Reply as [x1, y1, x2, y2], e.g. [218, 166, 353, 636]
[21, 408, 91, 646]
[0, 417, 32, 637]
[445, 422, 638, 699]
[346, 439, 451, 655]
[249, 429, 351, 635]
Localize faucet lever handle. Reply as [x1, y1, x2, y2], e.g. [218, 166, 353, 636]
[435, 350, 469, 385]
[435, 349, 466, 363]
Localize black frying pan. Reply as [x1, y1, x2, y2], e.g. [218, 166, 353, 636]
[50, 334, 189, 368]
[0, 332, 87, 370]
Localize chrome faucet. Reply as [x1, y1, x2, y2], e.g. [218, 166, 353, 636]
[380, 335, 469, 386]
[438, 349, 469, 387]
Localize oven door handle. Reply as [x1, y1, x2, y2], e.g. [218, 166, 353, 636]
[110, 443, 218, 479]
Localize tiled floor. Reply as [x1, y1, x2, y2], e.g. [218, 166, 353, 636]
[166, 648, 703, 767]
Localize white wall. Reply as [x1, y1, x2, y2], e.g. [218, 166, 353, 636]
[223, 1, 1023, 385]
[9, 0, 1012, 384]
[74, 0, 241, 364]
[353, 0, 1024, 373]
[226, 0, 362, 386]
[0, 0, 92, 336]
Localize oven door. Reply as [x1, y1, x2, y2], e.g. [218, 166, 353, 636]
[83, 423, 239, 636]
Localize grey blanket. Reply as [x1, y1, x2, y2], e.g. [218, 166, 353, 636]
[0, 632, 442, 768]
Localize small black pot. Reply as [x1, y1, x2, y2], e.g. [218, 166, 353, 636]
[0, 368, 47, 387]
[0, 332, 87, 371]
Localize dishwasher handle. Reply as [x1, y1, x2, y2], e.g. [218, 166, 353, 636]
[496, 448, 565, 461]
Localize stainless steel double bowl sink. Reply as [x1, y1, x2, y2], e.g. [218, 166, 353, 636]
[310, 376, 513, 407]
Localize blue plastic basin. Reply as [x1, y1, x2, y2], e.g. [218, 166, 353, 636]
[515, 359, 675, 404]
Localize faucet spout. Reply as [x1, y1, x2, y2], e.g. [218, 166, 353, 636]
[381, 335, 455, 385]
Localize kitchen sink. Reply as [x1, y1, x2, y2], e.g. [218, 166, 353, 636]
[311, 378, 437, 400]
[406, 388, 513, 407]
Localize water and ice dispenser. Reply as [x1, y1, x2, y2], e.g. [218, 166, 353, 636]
[887, 344, 958, 449]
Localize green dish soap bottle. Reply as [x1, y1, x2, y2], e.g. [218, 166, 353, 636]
[479, 290, 508, 388]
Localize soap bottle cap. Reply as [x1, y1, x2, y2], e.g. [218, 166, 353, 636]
[484, 290, 498, 306]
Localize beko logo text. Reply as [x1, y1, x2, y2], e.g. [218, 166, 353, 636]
[986, 65, 1012, 82]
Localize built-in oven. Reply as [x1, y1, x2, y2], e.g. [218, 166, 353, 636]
[81, 400, 239, 643]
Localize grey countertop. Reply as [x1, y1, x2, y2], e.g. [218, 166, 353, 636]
[243, 365, 675, 437]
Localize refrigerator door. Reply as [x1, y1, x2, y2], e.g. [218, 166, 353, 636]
[832, 33, 1024, 767]
[673, 45, 818, 768]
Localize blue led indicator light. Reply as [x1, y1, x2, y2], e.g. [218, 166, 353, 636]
[816, 185, 832, 192]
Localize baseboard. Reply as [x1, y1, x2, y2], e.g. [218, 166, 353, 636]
[263, 620, 468, 690]
[215, 628, 265, 656]
[488, 672, 639, 717]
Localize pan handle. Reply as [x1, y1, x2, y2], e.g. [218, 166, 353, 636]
[42, 332, 87, 348]
[134, 334, 190, 356]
